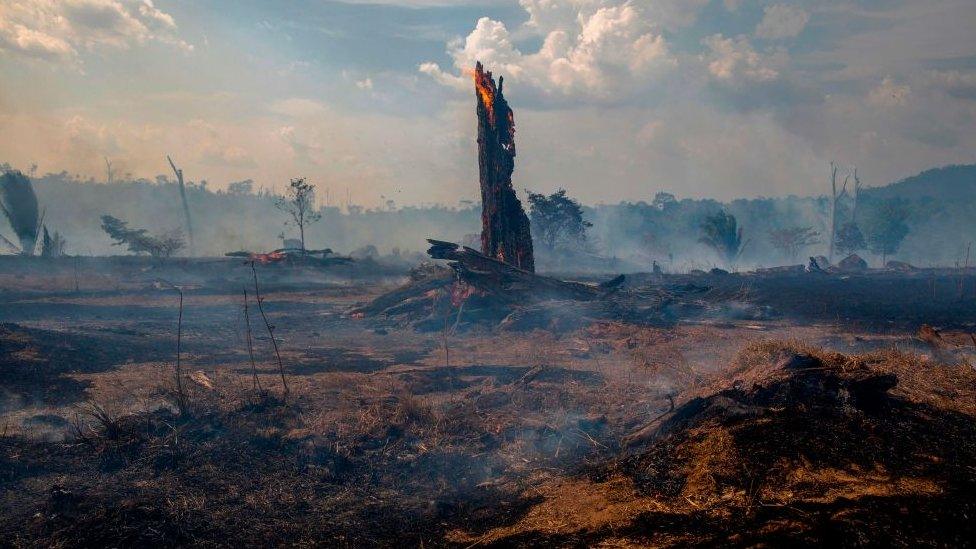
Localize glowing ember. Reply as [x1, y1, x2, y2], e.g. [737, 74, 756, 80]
[472, 62, 497, 124]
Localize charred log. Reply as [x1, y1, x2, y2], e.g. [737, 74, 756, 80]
[427, 239, 608, 302]
[473, 62, 535, 272]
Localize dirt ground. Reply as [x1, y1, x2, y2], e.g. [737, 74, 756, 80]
[1, 257, 975, 547]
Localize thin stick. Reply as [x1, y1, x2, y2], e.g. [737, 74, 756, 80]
[443, 296, 451, 368]
[175, 287, 188, 415]
[251, 262, 289, 398]
[242, 286, 262, 392]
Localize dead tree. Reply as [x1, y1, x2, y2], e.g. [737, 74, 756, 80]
[851, 167, 862, 224]
[827, 162, 849, 263]
[167, 155, 195, 255]
[473, 62, 535, 272]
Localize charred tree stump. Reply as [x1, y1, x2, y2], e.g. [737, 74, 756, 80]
[473, 62, 535, 273]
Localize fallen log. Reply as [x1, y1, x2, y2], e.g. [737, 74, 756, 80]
[427, 239, 618, 303]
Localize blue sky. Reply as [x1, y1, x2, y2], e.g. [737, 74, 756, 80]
[1, 0, 975, 206]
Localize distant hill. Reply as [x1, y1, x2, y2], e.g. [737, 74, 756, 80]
[867, 164, 976, 202]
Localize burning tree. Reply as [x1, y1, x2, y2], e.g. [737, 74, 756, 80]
[0, 170, 42, 255]
[473, 62, 535, 272]
[100, 215, 185, 258]
[275, 177, 321, 253]
[700, 210, 746, 266]
[527, 188, 592, 251]
[768, 226, 820, 261]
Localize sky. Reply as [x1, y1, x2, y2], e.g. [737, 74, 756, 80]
[1, 0, 975, 207]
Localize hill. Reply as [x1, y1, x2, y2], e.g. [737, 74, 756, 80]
[867, 164, 976, 202]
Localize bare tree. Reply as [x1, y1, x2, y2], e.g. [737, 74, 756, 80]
[827, 162, 849, 263]
[104, 156, 114, 185]
[275, 177, 321, 253]
[851, 167, 863, 224]
[167, 155, 195, 255]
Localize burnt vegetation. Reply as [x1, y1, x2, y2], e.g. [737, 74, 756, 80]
[2, 63, 976, 548]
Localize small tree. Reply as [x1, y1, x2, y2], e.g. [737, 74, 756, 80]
[834, 222, 865, 257]
[526, 188, 592, 250]
[865, 198, 910, 265]
[767, 226, 820, 261]
[275, 177, 321, 253]
[40, 226, 66, 257]
[700, 210, 746, 266]
[100, 215, 185, 258]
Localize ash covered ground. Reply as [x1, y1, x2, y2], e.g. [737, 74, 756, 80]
[1, 257, 975, 547]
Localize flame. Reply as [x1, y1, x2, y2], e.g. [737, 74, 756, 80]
[249, 250, 287, 264]
[470, 64, 496, 123]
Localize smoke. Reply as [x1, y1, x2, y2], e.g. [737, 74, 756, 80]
[7, 162, 974, 270]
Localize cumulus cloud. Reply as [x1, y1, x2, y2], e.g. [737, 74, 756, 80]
[702, 34, 784, 84]
[0, 0, 191, 64]
[754, 4, 809, 40]
[420, 2, 677, 103]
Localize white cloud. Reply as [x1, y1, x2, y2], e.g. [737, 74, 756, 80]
[754, 4, 809, 40]
[355, 77, 373, 91]
[868, 76, 911, 107]
[421, 3, 677, 103]
[702, 34, 783, 84]
[0, 0, 191, 64]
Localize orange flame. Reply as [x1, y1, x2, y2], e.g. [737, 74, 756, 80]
[249, 250, 287, 264]
[470, 64, 496, 123]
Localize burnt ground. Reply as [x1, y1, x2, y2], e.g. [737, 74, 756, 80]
[1, 257, 975, 547]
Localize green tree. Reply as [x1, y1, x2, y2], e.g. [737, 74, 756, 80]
[100, 215, 185, 258]
[767, 226, 820, 261]
[834, 222, 866, 257]
[526, 188, 592, 250]
[700, 210, 746, 266]
[865, 199, 910, 265]
[0, 170, 41, 255]
[275, 177, 321, 253]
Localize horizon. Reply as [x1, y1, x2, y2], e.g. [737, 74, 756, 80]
[2, 1, 975, 207]
[11, 161, 973, 211]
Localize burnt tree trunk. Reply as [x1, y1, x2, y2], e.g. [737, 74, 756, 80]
[474, 61, 535, 273]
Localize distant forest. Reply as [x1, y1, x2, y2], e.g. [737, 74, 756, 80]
[2, 162, 975, 272]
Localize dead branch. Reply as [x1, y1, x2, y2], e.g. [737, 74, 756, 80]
[251, 262, 289, 399]
[174, 286, 188, 415]
[167, 155, 195, 255]
[242, 286, 263, 392]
